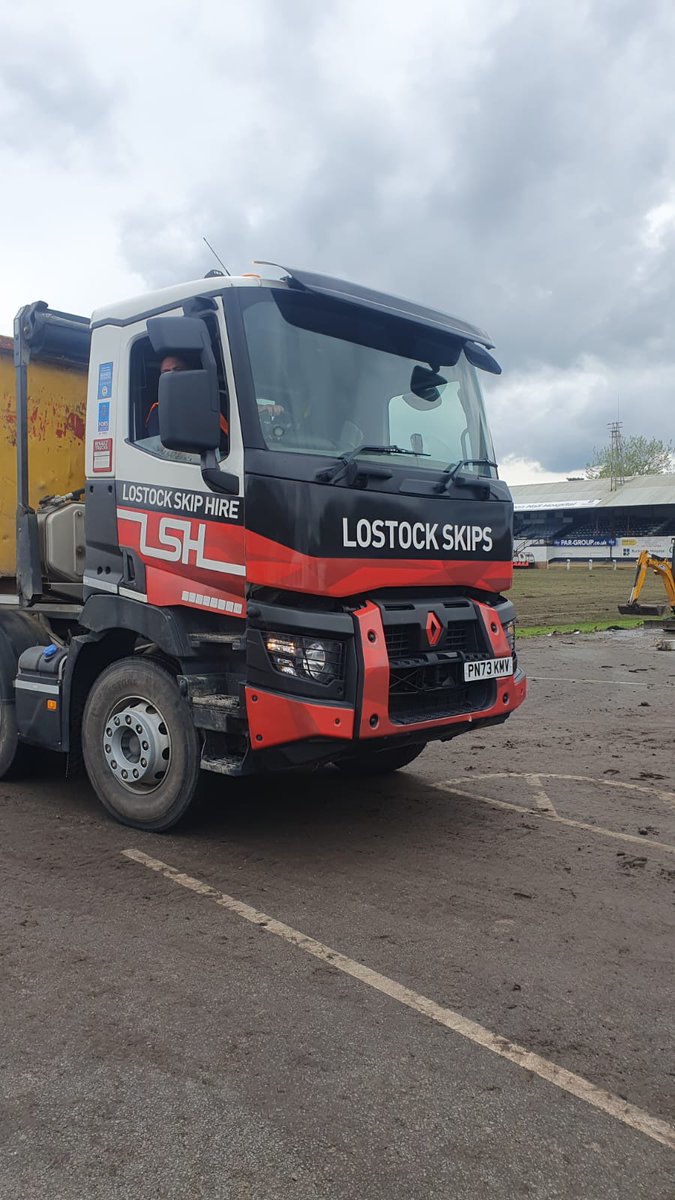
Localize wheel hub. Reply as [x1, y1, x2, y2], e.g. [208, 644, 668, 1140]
[103, 696, 171, 793]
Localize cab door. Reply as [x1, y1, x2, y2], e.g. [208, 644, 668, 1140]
[112, 299, 246, 617]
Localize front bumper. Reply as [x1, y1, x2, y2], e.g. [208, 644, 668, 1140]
[245, 594, 526, 758]
[350, 598, 526, 740]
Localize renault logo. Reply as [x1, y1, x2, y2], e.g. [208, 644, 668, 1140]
[426, 611, 442, 646]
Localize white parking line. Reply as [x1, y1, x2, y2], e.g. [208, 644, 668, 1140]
[529, 676, 650, 687]
[123, 847, 675, 1152]
[434, 783, 675, 856]
[441, 772, 675, 811]
[524, 774, 558, 816]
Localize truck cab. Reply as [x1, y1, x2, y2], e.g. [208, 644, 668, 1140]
[1, 266, 526, 829]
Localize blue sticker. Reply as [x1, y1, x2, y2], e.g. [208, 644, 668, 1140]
[97, 361, 113, 400]
[97, 401, 110, 433]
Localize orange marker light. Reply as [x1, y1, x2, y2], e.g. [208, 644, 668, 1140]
[46, 699, 58, 711]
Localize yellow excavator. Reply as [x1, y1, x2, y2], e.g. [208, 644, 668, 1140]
[618, 546, 675, 617]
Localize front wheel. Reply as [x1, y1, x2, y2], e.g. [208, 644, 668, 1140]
[82, 658, 201, 831]
[334, 744, 425, 777]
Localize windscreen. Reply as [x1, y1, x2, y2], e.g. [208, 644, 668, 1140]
[239, 288, 497, 475]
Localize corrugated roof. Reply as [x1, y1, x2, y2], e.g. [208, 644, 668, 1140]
[510, 474, 675, 510]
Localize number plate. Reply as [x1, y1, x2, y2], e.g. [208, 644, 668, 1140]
[463, 656, 514, 682]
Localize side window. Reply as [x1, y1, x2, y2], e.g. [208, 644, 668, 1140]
[129, 336, 165, 446]
[128, 316, 229, 461]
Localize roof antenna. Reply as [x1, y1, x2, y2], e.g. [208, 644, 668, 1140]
[202, 236, 231, 276]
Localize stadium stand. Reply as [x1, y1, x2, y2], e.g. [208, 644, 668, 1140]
[509, 473, 675, 562]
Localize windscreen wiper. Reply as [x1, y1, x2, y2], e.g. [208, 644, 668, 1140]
[315, 444, 425, 486]
[434, 458, 499, 496]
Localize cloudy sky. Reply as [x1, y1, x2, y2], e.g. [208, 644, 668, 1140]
[1, 0, 674, 484]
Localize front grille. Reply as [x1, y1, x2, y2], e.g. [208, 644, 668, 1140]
[381, 603, 495, 723]
[384, 621, 480, 659]
[384, 627, 416, 658]
[388, 661, 494, 723]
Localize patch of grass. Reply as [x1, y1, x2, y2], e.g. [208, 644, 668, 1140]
[518, 616, 646, 638]
[510, 561, 670, 631]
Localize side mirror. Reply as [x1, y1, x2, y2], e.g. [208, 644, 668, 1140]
[463, 341, 502, 375]
[158, 369, 220, 453]
[146, 315, 212, 357]
[147, 314, 221, 454]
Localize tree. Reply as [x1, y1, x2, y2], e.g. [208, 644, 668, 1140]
[585, 435, 673, 479]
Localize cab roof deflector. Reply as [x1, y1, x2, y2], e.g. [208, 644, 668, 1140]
[254, 262, 494, 349]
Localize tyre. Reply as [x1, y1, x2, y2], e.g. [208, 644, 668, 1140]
[334, 743, 425, 777]
[81, 657, 201, 831]
[0, 700, 24, 780]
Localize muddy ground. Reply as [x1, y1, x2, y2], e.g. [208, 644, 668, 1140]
[1, 628, 673, 1199]
[510, 559, 670, 628]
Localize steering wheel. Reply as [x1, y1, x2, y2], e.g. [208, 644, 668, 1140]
[258, 403, 295, 441]
[258, 403, 340, 453]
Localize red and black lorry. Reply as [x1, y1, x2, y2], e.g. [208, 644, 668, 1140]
[0, 265, 526, 829]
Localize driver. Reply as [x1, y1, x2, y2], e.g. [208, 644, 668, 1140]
[257, 399, 286, 425]
[142, 357, 286, 454]
[144, 355, 230, 439]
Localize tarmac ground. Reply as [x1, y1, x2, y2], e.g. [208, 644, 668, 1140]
[1, 627, 673, 1199]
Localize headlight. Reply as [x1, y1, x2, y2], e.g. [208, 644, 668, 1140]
[264, 633, 344, 684]
[304, 641, 328, 680]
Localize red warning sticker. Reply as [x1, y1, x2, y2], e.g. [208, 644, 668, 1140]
[92, 437, 113, 473]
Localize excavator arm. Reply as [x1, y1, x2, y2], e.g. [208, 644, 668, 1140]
[618, 548, 675, 616]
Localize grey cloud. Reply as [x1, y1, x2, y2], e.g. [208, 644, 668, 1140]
[0, 26, 113, 156]
[118, 0, 675, 469]
[486, 356, 675, 473]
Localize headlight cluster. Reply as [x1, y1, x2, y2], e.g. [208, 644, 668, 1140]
[264, 633, 344, 685]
